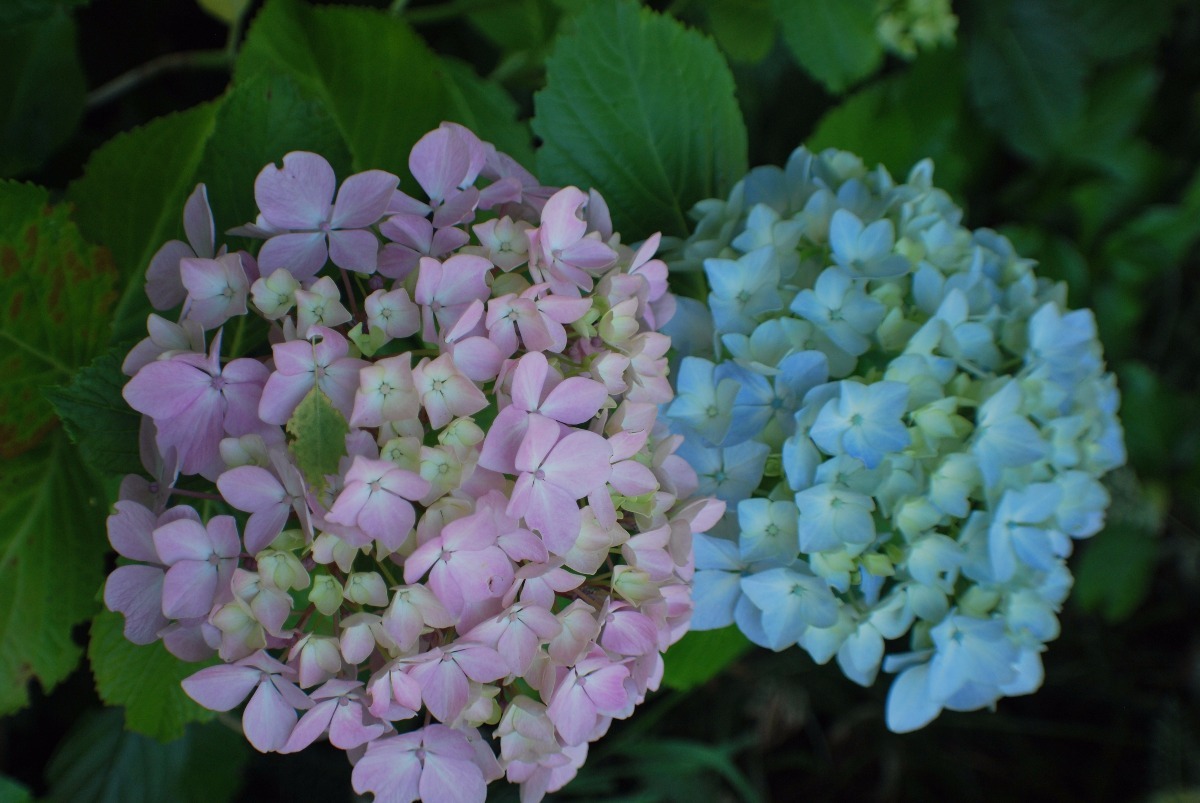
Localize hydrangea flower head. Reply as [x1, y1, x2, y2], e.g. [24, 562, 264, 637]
[110, 123, 722, 802]
[664, 145, 1124, 732]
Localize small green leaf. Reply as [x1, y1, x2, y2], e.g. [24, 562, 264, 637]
[533, 0, 748, 239]
[0, 432, 109, 714]
[772, 0, 883, 94]
[46, 349, 143, 477]
[45, 708, 249, 803]
[287, 388, 349, 491]
[67, 102, 221, 344]
[1073, 524, 1158, 623]
[236, 0, 524, 184]
[0, 10, 85, 177]
[662, 626, 753, 691]
[0, 182, 117, 457]
[197, 0, 250, 25]
[196, 72, 353, 239]
[964, 0, 1087, 161]
[88, 609, 216, 741]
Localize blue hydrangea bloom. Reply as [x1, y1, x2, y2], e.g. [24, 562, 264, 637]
[662, 145, 1126, 733]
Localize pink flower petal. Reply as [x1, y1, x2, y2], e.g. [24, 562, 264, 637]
[144, 239, 193, 310]
[106, 500, 160, 562]
[331, 170, 399, 228]
[181, 664, 260, 711]
[279, 698, 336, 753]
[539, 377, 607, 425]
[243, 677, 300, 752]
[255, 151, 335, 230]
[352, 736, 422, 801]
[511, 352, 548, 412]
[161, 560, 218, 620]
[257, 231, 328, 280]
[104, 565, 167, 644]
[543, 430, 612, 497]
[327, 228, 380, 273]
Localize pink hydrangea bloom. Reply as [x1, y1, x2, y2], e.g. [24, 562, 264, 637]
[108, 124, 723, 803]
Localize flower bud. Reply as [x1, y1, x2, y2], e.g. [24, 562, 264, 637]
[257, 549, 310, 591]
[344, 572, 388, 607]
[309, 574, 344, 616]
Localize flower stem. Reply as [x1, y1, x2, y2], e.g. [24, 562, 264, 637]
[86, 49, 232, 111]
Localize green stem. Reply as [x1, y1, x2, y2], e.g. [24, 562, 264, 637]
[86, 49, 232, 110]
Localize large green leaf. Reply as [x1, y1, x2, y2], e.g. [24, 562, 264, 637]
[808, 49, 984, 196]
[0, 10, 85, 177]
[89, 610, 217, 741]
[0, 432, 108, 713]
[236, 0, 530, 183]
[46, 349, 143, 477]
[45, 708, 249, 803]
[532, 0, 747, 239]
[706, 0, 777, 64]
[0, 182, 117, 457]
[964, 0, 1088, 161]
[772, 0, 882, 94]
[196, 72, 353, 239]
[662, 627, 753, 692]
[67, 102, 222, 344]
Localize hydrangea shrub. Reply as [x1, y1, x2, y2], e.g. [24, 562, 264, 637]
[106, 122, 722, 801]
[663, 146, 1125, 732]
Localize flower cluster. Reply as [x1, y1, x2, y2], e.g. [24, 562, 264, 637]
[662, 146, 1124, 732]
[107, 123, 721, 801]
[875, 0, 958, 59]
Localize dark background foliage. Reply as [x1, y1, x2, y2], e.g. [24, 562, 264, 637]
[1, 0, 1198, 800]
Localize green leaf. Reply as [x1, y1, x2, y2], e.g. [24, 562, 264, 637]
[46, 349, 143, 477]
[1063, 0, 1175, 62]
[88, 609, 216, 741]
[964, 0, 1088, 161]
[0, 432, 108, 714]
[662, 626, 753, 691]
[1073, 524, 1158, 622]
[45, 709, 249, 803]
[0, 774, 33, 803]
[67, 102, 222, 344]
[617, 739, 764, 803]
[0, 0, 89, 26]
[0, 10, 85, 177]
[287, 388, 349, 492]
[197, 0, 250, 26]
[706, 0, 777, 64]
[236, 0, 525, 183]
[196, 72, 353, 239]
[466, 0, 560, 58]
[532, 0, 748, 239]
[772, 0, 882, 94]
[808, 49, 982, 196]
[0, 182, 117, 457]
